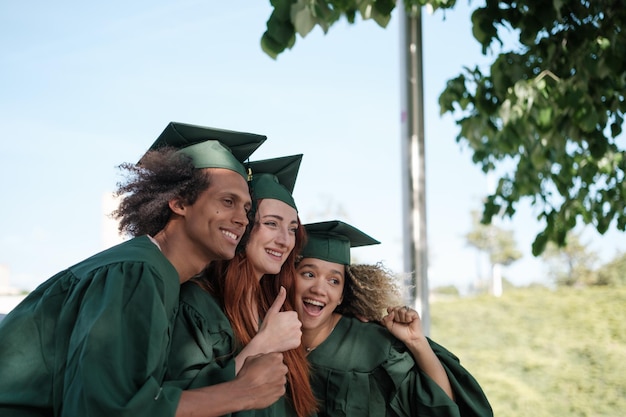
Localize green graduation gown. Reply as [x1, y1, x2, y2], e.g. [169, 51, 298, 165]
[0, 236, 182, 417]
[307, 316, 493, 417]
[167, 281, 299, 416]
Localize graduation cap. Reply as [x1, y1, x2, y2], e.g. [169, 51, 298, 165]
[143, 122, 267, 179]
[301, 220, 380, 265]
[245, 154, 302, 211]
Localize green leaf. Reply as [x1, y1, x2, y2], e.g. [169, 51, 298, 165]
[471, 8, 497, 50]
[260, 35, 282, 60]
[265, 15, 296, 45]
[532, 232, 548, 256]
[536, 107, 553, 131]
[373, 0, 395, 16]
[291, 1, 317, 38]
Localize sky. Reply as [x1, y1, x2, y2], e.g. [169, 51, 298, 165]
[2, 0, 625, 294]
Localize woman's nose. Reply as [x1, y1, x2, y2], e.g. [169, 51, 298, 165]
[274, 227, 291, 247]
[309, 279, 325, 295]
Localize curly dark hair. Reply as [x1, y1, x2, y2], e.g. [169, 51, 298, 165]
[337, 262, 403, 322]
[112, 147, 213, 237]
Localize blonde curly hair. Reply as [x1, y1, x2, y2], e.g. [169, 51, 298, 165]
[336, 262, 404, 322]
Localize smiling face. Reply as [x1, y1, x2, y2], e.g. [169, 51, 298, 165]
[295, 257, 345, 333]
[245, 198, 299, 279]
[181, 168, 252, 261]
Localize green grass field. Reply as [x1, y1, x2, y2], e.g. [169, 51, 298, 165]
[430, 286, 626, 417]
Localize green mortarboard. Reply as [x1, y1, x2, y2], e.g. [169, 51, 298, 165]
[301, 220, 380, 265]
[245, 154, 302, 211]
[144, 122, 267, 179]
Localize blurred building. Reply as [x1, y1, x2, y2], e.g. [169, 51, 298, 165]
[0, 264, 25, 317]
[0, 264, 20, 296]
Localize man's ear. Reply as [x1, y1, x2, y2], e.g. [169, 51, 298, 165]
[169, 197, 186, 215]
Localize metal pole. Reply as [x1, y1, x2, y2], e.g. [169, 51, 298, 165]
[399, 3, 430, 335]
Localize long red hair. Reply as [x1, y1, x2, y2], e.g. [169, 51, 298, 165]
[197, 202, 317, 417]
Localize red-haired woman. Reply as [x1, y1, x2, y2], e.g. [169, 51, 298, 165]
[167, 155, 317, 417]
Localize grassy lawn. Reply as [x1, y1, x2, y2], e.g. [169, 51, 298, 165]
[430, 286, 626, 417]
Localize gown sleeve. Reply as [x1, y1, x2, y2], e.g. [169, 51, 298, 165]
[166, 282, 237, 390]
[0, 237, 182, 417]
[426, 338, 493, 417]
[0, 272, 67, 415]
[60, 260, 182, 417]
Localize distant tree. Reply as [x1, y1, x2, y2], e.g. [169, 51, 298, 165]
[595, 251, 626, 286]
[540, 231, 599, 287]
[261, 0, 626, 257]
[465, 210, 522, 296]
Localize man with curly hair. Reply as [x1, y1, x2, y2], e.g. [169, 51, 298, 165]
[0, 122, 290, 417]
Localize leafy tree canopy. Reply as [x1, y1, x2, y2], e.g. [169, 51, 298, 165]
[261, 0, 626, 256]
[261, 0, 456, 59]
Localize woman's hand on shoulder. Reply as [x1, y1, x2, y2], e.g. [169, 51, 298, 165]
[383, 307, 455, 400]
[381, 305, 427, 348]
